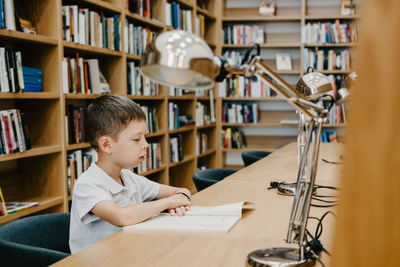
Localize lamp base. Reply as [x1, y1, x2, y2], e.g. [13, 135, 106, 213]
[277, 183, 316, 196]
[247, 248, 315, 267]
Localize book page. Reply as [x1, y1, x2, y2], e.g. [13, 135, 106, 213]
[186, 201, 245, 217]
[123, 202, 247, 233]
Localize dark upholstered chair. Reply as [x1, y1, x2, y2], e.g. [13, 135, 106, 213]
[193, 168, 237, 191]
[0, 213, 71, 267]
[241, 151, 272, 167]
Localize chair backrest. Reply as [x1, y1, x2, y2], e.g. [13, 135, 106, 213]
[241, 151, 272, 167]
[193, 168, 237, 191]
[0, 213, 71, 267]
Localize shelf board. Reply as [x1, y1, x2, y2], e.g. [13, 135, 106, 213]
[197, 149, 216, 158]
[126, 53, 141, 60]
[221, 97, 286, 101]
[125, 12, 165, 30]
[0, 145, 61, 162]
[196, 123, 216, 130]
[223, 43, 301, 49]
[176, 0, 194, 9]
[222, 122, 297, 127]
[127, 95, 165, 100]
[318, 70, 353, 74]
[305, 14, 360, 20]
[304, 43, 359, 47]
[0, 196, 64, 224]
[197, 7, 216, 21]
[65, 93, 104, 99]
[138, 165, 166, 177]
[168, 95, 196, 100]
[169, 126, 195, 134]
[0, 92, 59, 99]
[325, 123, 347, 128]
[66, 143, 91, 151]
[63, 41, 123, 57]
[0, 29, 58, 45]
[196, 96, 211, 101]
[222, 147, 278, 152]
[80, 0, 122, 13]
[223, 16, 301, 22]
[169, 155, 195, 168]
[145, 131, 166, 138]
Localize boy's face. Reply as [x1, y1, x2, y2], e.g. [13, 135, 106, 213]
[110, 120, 148, 169]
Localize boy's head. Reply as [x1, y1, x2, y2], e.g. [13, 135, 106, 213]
[85, 95, 146, 150]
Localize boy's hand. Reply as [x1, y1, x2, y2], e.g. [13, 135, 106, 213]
[168, 205, 191, 216]
[167, 194, 191, 216]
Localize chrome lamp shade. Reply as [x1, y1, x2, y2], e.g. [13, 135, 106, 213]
[140, 30, 215, 90]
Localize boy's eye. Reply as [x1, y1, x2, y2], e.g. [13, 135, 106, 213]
[133, 139, 140, 142]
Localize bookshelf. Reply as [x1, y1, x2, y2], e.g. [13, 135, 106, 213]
[0, 0, 219, 224]
[216, 0, 359, 168]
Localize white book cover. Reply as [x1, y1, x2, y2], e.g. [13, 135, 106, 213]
[63, 6, 71, 42]
[185, 10, 192, 33]
[124, 202, 249, 233]
[165, 3, 172, 27]
[74, 150, 83, 177]
[276, 53, 292, 71]
[86, 59, 101, 94]
[124, 24, 128, 53]
[5, 110, 16, 152]
[0, 48, 10, 92]
[79, 10, 85, 44]
[195, 17, 200, 36]
[15, 52, 24, 91]
[62, 59, 69, 94]
[90, 11, 96, 46]
[10, 109, 24, 152]
[72, 6, 79, 43]
[4, 0, 15, 30]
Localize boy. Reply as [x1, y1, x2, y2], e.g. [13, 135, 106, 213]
[69, 95, 191, 253]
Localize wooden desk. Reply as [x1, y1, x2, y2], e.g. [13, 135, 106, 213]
[53, 143, 343, 267]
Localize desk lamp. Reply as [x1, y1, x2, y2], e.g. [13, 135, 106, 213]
[140, 30, 333, 266]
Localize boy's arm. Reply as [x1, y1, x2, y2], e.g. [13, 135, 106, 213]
[156, 184, 192, 216]
[156, 184, 191, 200]
[91, 193, 190, 227]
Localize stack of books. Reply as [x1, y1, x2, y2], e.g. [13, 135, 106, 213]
[22, 66, 43, 92]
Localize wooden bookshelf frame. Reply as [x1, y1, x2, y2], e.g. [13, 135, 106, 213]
[216, 0, 358, 168]
[0, 0, 220, 223]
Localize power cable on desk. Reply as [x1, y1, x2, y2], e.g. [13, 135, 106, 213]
[304, 211, 336, 267]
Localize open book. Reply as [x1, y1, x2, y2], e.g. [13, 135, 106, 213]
[123, 202, 247, 233]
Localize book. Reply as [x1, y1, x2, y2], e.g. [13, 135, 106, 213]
[124, 202, 248, 233]
[5, 201, 38, 214]
[276, 53, 292, 71]
[341, 0, 355, 15]
[3, 0, 16, 30]
[0, 185, 6, 216]
[259, 0, 275, 16]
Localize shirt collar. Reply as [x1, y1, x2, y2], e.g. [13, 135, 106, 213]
[90, 162, 127, 195]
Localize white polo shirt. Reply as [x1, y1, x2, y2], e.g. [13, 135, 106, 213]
[69, 162, 160, 253]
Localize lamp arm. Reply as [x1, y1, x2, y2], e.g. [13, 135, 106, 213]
[215, 56, 319, 119]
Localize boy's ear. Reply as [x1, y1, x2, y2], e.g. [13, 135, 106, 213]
[98, 136, 112, 154]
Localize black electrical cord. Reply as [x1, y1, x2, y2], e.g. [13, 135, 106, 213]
[303, 211, 336, 266]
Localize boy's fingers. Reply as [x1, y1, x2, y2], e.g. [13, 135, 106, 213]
[169, 209, 175, 216]
[176, 207, 183, 216]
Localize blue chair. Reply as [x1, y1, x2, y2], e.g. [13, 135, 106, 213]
[242, 151, 272, 167]
[0, 213, 71, 267]
[193, 168, 237, 191]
